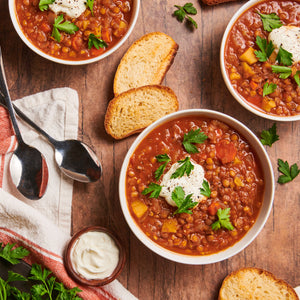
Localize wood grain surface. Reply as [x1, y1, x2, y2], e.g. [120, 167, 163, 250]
[0, 0, 299, 299]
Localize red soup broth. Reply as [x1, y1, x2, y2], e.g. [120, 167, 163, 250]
[125, 116, 264, 255]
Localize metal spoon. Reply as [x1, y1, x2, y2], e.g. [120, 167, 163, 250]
[0, 89, 102, 183]
[0, 48, 48, 200]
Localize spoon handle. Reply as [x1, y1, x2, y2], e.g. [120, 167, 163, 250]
[0, 47, 23, 143]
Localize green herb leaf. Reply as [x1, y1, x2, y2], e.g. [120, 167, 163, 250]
[263, 82, 277, 97]
[171, 157, 194, 179]
[260, 123, 279, 147]
[142, 183, 162, 198]
[200, 180, 211, 197]
[29, 264, 52, 282]
[271, 65, 292, 79]
[183, 128, 207, 153]
[39, 0, 55, 11]
[0, 243, 30, 265]
[88, 34, 107, 49]
[174, 3, 198, 29]
[7, 271, 27, 283]
[254, 36, 274, 62]
[52, 15, 79, 42]
[31, 284, 47, 298]
[55, 282, 82, 299]
[86, 0, 94, 15]
[154, 154, 171, 181]
[211, 208, 235, 231]
[9, 286, 31, 300]
[276, 46, 293, 66]
[257, 12, 282, 32]
[172, 186, 197, 215]
[294, 71, 300, 87]
[278, 159, 300, 184]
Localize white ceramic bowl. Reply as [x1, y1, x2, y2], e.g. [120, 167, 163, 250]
[8, 0, 140, 65]
[119, 109, 275, 264]
[220, 0, 300, 122]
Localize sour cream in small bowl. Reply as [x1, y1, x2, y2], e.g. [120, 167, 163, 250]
[64, 226, 125, 286]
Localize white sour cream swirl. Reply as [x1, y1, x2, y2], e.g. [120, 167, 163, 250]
[71, 231, 119, 280]
[49, 0, 86, 18]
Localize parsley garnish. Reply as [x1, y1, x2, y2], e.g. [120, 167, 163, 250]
[211, 208, 235, 231]
[277, 159, 300, 184]
[38, 0, 55, 11]
[174, 3, 198, 29]
[294, 71, 300, 87]
[142, 182, 162, 198]
[171, 157, 194, 179]
[263, 82, 277, 97]
[254, 36, 274, 62]
[0, 243, 29, 265]
[52, 15, 79, 43]
[260, 123, 279, 147]
[172, 186, 197, 215]
[154, 154, 171, 181]
[183, 128, 208, 153]
[88, 34, 108, 49]
[86, 0, 94, 15]
[271, 65, 292, 79]
[257, 12, 282, 32]
[200, 180, 211, 197]
[276, 46, 293, 66]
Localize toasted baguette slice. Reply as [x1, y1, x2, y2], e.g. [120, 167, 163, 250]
[105, 85, 179, 139]
[113, 32, 178, 95]
[219, 267, 299, 300]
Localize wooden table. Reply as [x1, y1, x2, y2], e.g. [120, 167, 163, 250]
[1, 0, 299, 299]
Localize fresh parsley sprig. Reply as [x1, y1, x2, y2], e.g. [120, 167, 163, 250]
[271, 65, 292, 79]
[211, 208, 235, 231]
[52, 15, 79, 43]
[257, 12, 282, 32]
[174, 3, 198, 29]
[276, 46, 293, 66]
[39, 0, 55, 11]
[154, 154, 171, 181]
[277, 159, 300, 184]
[88, 34, 108, 49]
[142, 182, 162, 198]
[263, 82, 277, 97]
[183, 128, 208, 153]
[86, 0, 94, 15]
[260, 123, 279, 147]
[171, 157, 194, 179]
[200, 180, 211, 197]
[0, 243, 30, 265]
[294, 71, 300, 87]
[172, 186, 197, 215]
[254, 36, 274, 62]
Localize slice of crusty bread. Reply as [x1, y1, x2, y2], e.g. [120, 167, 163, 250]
[219, 267, 299, 300]
[104, 85, 179, 139]
[113, 32, 178, 96]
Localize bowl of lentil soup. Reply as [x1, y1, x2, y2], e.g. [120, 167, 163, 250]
[220, 0, 300, 121]
[9, 0, 140, 65]
[119, 109, 275, 264]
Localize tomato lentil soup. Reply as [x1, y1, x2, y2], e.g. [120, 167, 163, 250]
[15, 0, 133, 60]
[224, 0, 300, 116]
[126, 117, 264, 255]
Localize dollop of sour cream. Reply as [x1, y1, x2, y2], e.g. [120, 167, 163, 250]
[71, 231, 119, 280]
[159, 160, 207, 207]
[269, 25, 300, 63]
[49, 0, 86, 18]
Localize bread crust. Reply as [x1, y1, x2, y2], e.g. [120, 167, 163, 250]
[201, 0, 237, 5]
[113, 32, 178, 96]
[219, 267, 299, 300]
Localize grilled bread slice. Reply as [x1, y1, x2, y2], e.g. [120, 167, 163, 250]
[219, 267, 299, 300]
[104, 85, 179, 139]
[113, 32, 178, 95]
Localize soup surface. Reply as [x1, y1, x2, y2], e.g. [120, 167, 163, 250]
[15, 0, 133, 60]
[126, 117, 264, 255]
[225, 0, 300, 116]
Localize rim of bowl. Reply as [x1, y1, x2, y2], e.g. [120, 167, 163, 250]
[220, 0, 300, 122]
[64, 226, 126, 286]
[119, 109, 275, 265]
[8, 0, 140, 65]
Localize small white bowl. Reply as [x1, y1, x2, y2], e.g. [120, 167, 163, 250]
[220, 0, 300, 122]
[8, 0, 140, 65]
[119, 109, 275, 264]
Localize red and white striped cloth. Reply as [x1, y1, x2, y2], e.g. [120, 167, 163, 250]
[0, 92, 137, 300]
